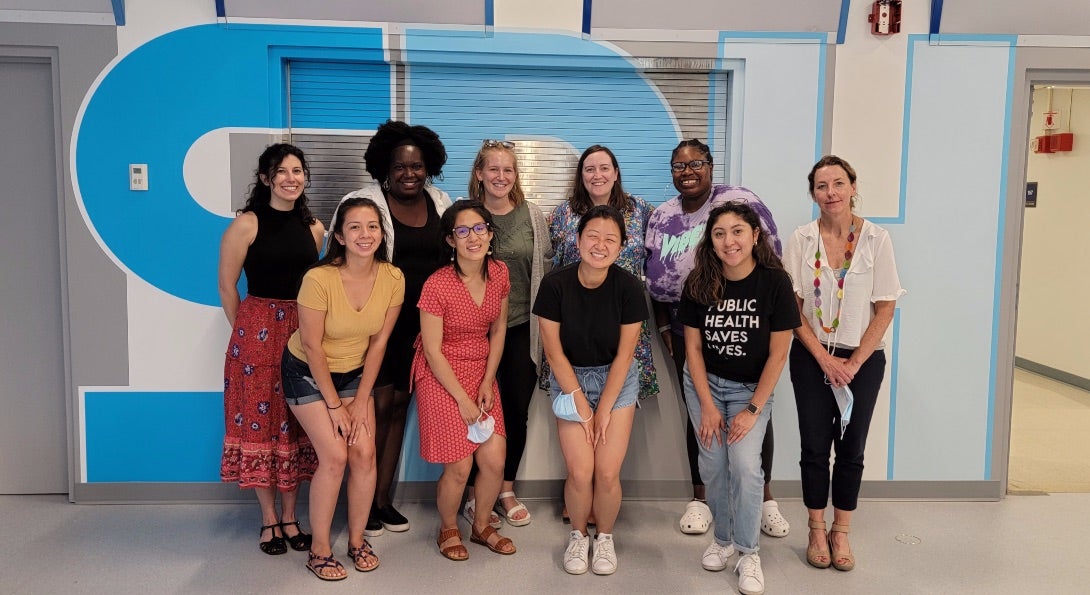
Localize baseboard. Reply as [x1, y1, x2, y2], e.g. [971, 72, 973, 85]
[71, 479, 1003, 503]
[1015, 357, 1090, 392]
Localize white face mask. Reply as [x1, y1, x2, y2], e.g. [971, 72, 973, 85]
[466, 411, 495, 444]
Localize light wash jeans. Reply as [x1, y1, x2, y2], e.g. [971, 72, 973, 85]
[683, 364, 771, 554]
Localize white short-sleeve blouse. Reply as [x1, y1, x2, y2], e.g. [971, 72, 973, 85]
[784, 218, 905, 349]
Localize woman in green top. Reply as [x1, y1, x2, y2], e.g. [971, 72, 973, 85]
[462, 139, 550, 528]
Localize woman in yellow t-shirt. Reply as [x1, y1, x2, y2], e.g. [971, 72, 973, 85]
[281, 196, 405, 581]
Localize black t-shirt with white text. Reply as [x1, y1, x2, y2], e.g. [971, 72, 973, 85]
[679, 265, 799, 383]
[533, 263, 649, 367]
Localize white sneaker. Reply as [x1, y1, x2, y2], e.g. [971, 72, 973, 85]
[680, 500, 712, 534]
[591, 533, 617, 575]
[701, 541, 736, 571]
[563, 530, 590, 575]
[735, 553, 765, 595]
[761, 500, 790, 537]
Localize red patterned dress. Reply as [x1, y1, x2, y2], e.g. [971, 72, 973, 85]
[413, 259, 510, 463]
[219, 204, 318, 490]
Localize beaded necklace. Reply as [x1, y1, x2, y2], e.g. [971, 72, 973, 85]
[813, 218, 856, 334]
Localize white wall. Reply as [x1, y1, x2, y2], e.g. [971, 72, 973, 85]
[1017, 86, 1090, 379]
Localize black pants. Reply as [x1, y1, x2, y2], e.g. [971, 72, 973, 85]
[671, 331, 774, 489]
[470, 321, 537, 484]
[790, 339, 885, 511]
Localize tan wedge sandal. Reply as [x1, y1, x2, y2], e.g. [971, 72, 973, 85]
[806, 519, 831, 569]
[828, 523, 855, 571]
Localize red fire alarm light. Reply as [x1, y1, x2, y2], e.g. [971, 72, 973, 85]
[869, 0, 902, 36]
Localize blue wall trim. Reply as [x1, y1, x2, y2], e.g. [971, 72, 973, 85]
[985, 41, 1017, 480]
[111, 0, 125, 26]
[582, 0, 592, 36]
[837, 0, 851, 44]
[875, 33, 927, 226]
[85, 391, 223, 482]
[215, 0, 226, 18]
[887, 308, 902, 479]
[814, 42, 828, 161]
[929, 0, 943, 36]
[485, 0, 494, 27]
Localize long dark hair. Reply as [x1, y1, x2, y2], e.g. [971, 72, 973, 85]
[314, 196, 391, 268]
[440, 200, 495, 280]
[240, 143, 316, 225]
[568, 144, 631, 216]
[364, 120, 447, 185]
[684, 202, 782, 306]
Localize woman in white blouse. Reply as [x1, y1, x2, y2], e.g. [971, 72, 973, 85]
[783, 155, 905, 573]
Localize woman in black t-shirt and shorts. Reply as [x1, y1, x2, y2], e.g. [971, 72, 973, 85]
[679, 202, 799, 595]
[533, 205, 648, 577]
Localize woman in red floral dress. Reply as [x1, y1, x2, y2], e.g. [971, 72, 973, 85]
[218, 144, 323, 555]
[413, 200, 516, 561]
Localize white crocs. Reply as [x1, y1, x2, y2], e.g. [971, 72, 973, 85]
[761, 500, 790, 537]
[680, 500, 712, 535]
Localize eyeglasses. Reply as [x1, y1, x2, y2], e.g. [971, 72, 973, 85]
[482, 139, 516, 149]
[670, 160, 709, 172]
[452, 222, 491, 238]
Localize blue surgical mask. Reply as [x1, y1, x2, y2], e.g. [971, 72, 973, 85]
[552, 388, 592, 423]
[466, 411, 495, 444]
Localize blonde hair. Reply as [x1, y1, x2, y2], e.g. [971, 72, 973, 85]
[468, 145, 526, 206]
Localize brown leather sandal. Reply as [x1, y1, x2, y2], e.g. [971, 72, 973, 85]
[437, 527, 468, 561]
[806, 519, 831, 569]
[828, 523, 855, 571]
[470, 524, 516, 555]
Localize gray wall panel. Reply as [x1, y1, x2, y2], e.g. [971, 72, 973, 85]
[226, 0, 487, 26]
[941, 0, 1090, 37]
[0, 0, 110, 12]
[0, 22, 121, 498]
[592, 0, 842, 32]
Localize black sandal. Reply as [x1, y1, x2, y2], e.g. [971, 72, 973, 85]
[259, 523, 287, 556]
[279, 520, 312, 552]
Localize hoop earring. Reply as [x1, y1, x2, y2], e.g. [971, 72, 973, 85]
[382, 179, 390, 191]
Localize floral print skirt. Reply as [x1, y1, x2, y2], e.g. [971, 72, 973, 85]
[220, 296, 317, 491]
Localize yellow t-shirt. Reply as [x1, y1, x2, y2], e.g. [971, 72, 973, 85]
[287, 262, 405, 373]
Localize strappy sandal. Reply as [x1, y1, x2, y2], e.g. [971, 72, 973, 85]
[279, 520, 312, 552]
[258, 523, 287, 556]
[347, 540, 380, 572]
[437, 527, 468, 561]
[495, 491, 532, 527]
[470, 524, 516, 555]
[463, 497, 502, 529]
[828, 523, 855, 571]
[806, 519, 831, 569]
[305, 551, 347, 581]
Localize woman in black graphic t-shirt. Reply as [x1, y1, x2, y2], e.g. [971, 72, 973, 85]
[678, 202, 799, 594]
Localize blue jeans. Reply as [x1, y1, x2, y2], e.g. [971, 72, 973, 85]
[683, 364, 771, 554]
[549, 360, 639, 412]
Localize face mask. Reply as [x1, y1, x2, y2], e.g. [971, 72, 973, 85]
[552, 388, 592, 423]
[831, 384, 854, 439]
[466, 411, 496, 444]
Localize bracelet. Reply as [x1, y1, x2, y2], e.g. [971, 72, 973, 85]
[658, 324, 671, 333]
[326, 400, 343, 410]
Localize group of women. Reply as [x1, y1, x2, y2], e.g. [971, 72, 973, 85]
[217, 121, 904, 593]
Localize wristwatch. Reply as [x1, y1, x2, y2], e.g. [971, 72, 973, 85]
[745, 402, 761, 415]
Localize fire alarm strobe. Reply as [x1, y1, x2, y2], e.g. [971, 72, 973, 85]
[869, 0, 902, 36]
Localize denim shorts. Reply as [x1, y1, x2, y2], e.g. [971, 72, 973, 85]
[280, 348, 362, 406]
[549, 359, 639, 412]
